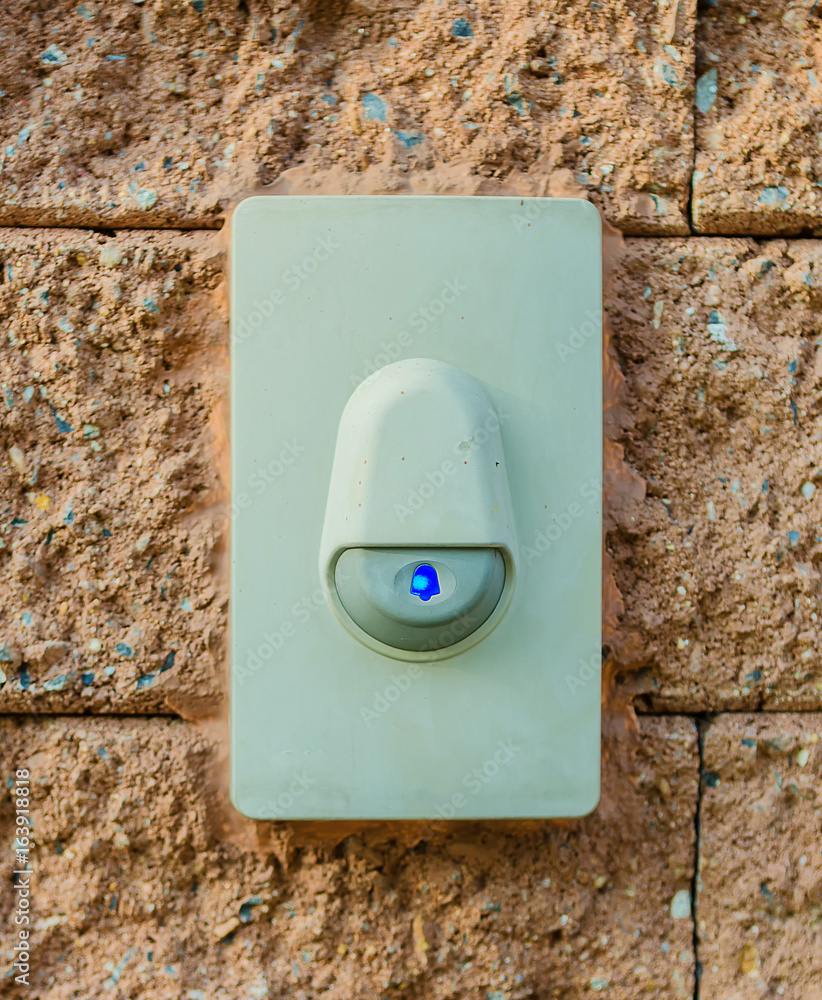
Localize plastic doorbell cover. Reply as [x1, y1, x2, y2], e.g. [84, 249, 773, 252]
[230, 196, 602, 820]
[320, 358, 517, 660]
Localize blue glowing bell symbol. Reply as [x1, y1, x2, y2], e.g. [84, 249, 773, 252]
[410, 564, 440, 602]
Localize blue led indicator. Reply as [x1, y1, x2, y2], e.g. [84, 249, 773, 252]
[410, 564, 440, 602]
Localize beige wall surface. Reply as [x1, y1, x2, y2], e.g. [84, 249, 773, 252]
[0, 2, 820, 998]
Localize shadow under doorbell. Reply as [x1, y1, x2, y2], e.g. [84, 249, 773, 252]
[230, 196, 602, 820]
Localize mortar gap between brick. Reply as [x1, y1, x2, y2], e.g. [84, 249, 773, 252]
[0, 221, 223, 234]
[686, 44, 697, 233]
[0, 711, 180, 720]
[636, 707, 822, 715]
[691, 713, 714, 1000]
[684, 230, 822, 240]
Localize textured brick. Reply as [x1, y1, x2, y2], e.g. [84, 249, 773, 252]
[0, 229, 226, 713]
[0, 0, 694, 234]
[609, 238, 822, 711]
[698, 714, 822, 999]
[0, 715, 698, 999]
[694, 0, 822, 234]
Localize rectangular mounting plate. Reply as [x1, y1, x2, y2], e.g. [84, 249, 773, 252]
[230, 196, 602, 820]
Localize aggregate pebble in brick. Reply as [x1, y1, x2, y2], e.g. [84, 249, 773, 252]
[698, 714, 822, 999]
[0, 230, 227, 713]
[693, 0, 822, 234]
[608, 238, 822, 711]
[0, 0, 694, 234]
[0, 715, 698, 999]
